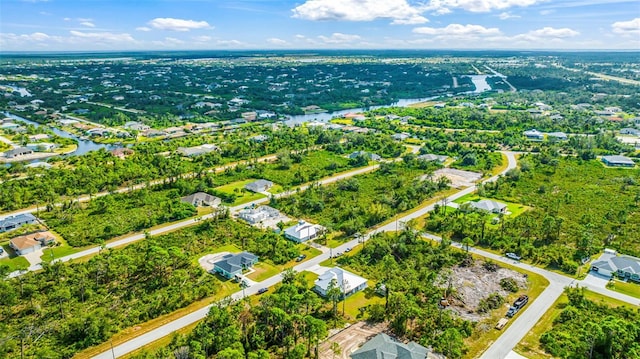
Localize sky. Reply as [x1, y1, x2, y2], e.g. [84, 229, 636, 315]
[0, 0, 639, 51]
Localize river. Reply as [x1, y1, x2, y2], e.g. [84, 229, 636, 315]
[4, 112, 117, 156]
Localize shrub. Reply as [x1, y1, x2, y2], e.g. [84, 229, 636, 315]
[500, 277, 519, 293]
[477, 293, 505, 313]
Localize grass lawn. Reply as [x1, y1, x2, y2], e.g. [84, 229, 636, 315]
[341, 283, 385, 321]
[515, 290, 631, 359]
[215, 179, 267, 205]
[246, 261, 280, 282]
[606, 279, 640, 299]
[41, 231, 84, 262]
[0, 245, 30, 271]
[491, 152, 510, 176]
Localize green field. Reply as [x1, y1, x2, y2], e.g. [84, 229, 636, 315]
[214, 179, 267, 205]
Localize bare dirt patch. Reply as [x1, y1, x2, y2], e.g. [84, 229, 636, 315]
[432, 168, 482, 188]
[441, 260, 528, 322]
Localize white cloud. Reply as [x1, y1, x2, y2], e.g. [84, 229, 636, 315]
[413, 24, 501, 37]
[498, 12, 520, 20]
[0, 32, 51, 43]
[216, 39, 246, 47]
[292, 0, 428, 25]
[69, 31, 136, 43]
[80, 21, 95, 28]
[136, 27, 151, 32]
[426, 0, 545, 13]
[521, 26, 579, 39]
[63, 17, 71, 21]
[612, 18, 640, 35]
[318, 32, 362, 44]
[193, 35, 212, 42]
[148, 18, 211, 32]
[267, 37, 288, 45]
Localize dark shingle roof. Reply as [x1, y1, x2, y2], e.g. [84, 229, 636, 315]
[213, 252, 258, 274]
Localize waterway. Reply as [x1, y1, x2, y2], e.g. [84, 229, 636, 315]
[467, 75, 491, 93]
[4, 112, 117, 156]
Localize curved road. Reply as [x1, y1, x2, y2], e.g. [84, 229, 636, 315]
[93, 151, 518, 358]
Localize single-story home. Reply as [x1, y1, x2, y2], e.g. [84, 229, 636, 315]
[0, 213, 37, 233]
[25, 162, 52, 169]
[124, 121, 150, 132]
[314, 267, 368, 298]
[26, 142, 57, 151]
[391, 133, 410, 141]
[466, 199, 508, 214]
[177, 144, 220, 157]
[4, 147, 34, 158]
[111, 148, 135, 159]
[142, 129, 167, 138]
[350, 333, 429, 359]
[250, 135, 269, 142]
[212, 252, 258, 279]
[28, 134, 50, 141]
[417, 153, 449, 163]
[245, 179, 274, 193]
[620, 128, 640, 137]
[181, 192, 221, 207]
[547, 132, 568, 141]
[284, 220, 323, 243]
[9, 231, 55, 256]
[349, 151, 382, 161]
[591, 249, 640, 282]
[238, 205, 281, 225]
[523, 129, 544, 140]
[602, 155, 635, 167]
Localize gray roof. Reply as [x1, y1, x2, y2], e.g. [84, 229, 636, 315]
[417, 154, 448, 162]
[468, 199, 507, 212]
[4, 147, 33, 157]
[0, 213, 37, 229]
[181, 192, 220, 206]
[602, 155, 635, 166]
[350, 333, 428, 359]
[213, 252, 258, 274]
[349, 151, 381, 161]
[593, 255, 640, 275]
[245, 179, 273, 191]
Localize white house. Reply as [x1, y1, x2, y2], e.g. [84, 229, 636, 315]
[284, 220, 323, 243]
[238, 205, 281, 225]
[314, 267, 368, 298]
[245, 179, 273, 193]
[466, 199, 508, 214]
[523, 129, 544, 140]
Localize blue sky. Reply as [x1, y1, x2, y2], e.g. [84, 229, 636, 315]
[1, 0, 639, 51]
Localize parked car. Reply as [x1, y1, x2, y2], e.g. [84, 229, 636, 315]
[506, 295, 529, 317]
[506, 252, 522, 261]
[257, 288, 268, 295]
[0, 247, 4, 254]
[345, 247, 352, 252]
[295, 254, 307, 262]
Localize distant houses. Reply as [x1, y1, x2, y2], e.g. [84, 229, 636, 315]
[601, 155, 635, 167]
[181, 192, 221, 207]
[620, 128, 640, 137]
[177, 144, 220, 157]
[111, 148, 135, 160]
[523, 129, 544, 140]
[245, 179, 274, 193]
[284, 220, 324, 243]
[124, 121, 150, 132]
[212, 252, 258, 279]
[3, 147, 33, 159]
[0, 213, 37, 233]
[349, 151, 381, 162]
[546, 132, 568, 141]
[314, 267, 368, 298]
[417, 153, 449, 163]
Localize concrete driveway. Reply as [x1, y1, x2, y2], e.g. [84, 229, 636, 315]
[583, 271, 611, 289]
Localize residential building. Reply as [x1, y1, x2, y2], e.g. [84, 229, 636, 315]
[181, 192, 221, 207]
[350, 333, 430, 359]
[546, 132, 568, 141]
[601, 155, 635, 167]
[26, 142, 57, 151]
[245, 179, 274, 193]
[238, 205, 281, 225]
[3, 147, 33, 158]
[417, 154, 449, 163]
[391, 133, 410, 141]
[250, 134, 269, 142]
[349, 151, 382, 161]
[28, 134, 50, 141]
[177, 144, 220, 157]
[0, 213, 37, 233]
[314, 267, 368, 298]
[111, 148, 134, 159]
[124, 121, 150, 132]
[142, 129, 167, 138]
[25, 162, 52, 169]
[9, 231, 55, 255]
[591, 249, 640, 282]
[212, 252, 258, 279]
[523, 129, 544, 140]
[620, 128, 640, 136]
[466, 199, 508, 214]
[284, 220, 323, 243]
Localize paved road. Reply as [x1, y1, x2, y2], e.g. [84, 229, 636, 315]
[93, 152, 518, 358]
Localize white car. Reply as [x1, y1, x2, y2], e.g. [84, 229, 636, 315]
[506, 252, 522, 261]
